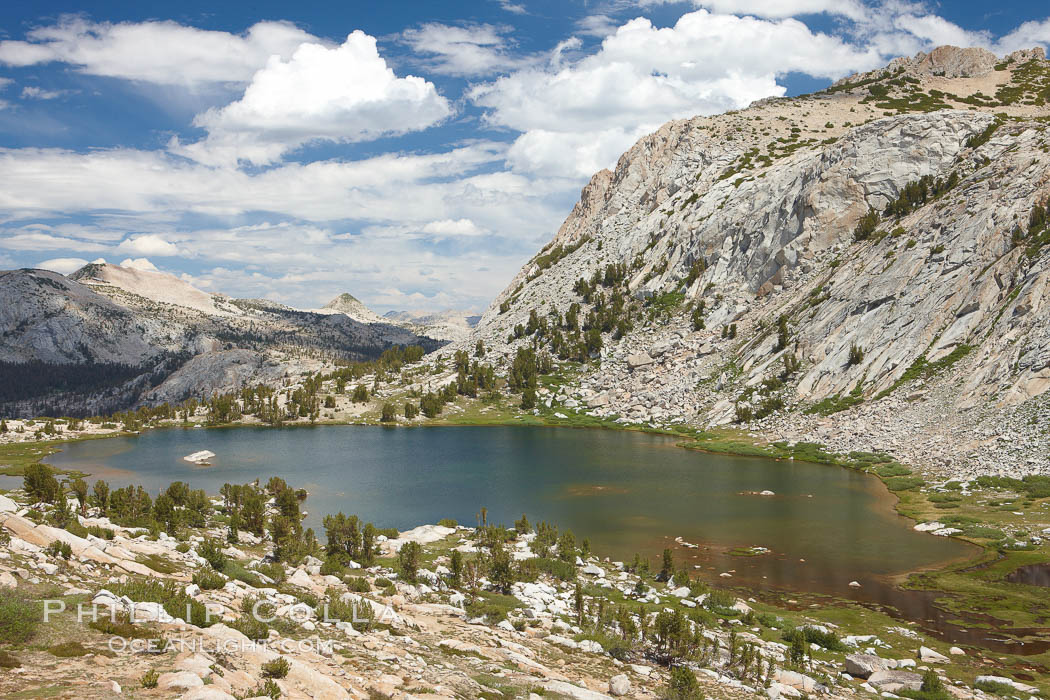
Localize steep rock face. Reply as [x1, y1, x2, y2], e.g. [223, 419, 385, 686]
[469, 47, 1050, 475]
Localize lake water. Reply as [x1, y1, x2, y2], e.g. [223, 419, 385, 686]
[45, 425, 975, 601]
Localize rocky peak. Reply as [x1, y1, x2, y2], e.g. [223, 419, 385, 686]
[321, 292, 385, 324]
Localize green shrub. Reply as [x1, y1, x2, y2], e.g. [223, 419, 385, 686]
[781, 625, 845, 651]
[89, 611, 156, 639]
[46, 540, 73, 559]
[49, 640, 90, 657]
[253, 679, 282, 700]
[0, 650, 21, 668]
[257, 562, 287, 585]
[0, 589, 39, 644]
[141, 669, 159, 689]
[665, 665, 703, 699]
[437, 518, 458, 528]
[112, 580, 213, 627]
[876, 463, 912, 477]
[973, 679, 1016, 697]
[347, 576, 371, 593]
[198, 538, 228, 572]
[262, 656, 290, 679]
[175, 542, 191, 553]
[193, 568, 227, 590]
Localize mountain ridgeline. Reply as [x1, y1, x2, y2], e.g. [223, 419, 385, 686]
[0, 265, 443, 417]
[468, 46, 1050, 474]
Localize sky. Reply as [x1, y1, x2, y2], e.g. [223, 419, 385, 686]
[0, 1, 1048, 313]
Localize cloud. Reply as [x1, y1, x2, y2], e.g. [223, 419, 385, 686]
[421, 218, 486, 237]
[21, 86, 71, 100]
[498, 0, 528, 15]
[119, 257, 158, 271]
[174, 31, 451, 166]
[0, 18, 318, 87]
[116, 233, 178, 256]
[400, 23, 533, 77]
[0, 228, 109, 252]
[35, 256, 89, 274]
[471, 11, 881, 176]
[688, 0, 870, 21]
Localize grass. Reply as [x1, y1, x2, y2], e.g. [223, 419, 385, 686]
[876, 345, 974, 400]
[805, 382, 865, 416]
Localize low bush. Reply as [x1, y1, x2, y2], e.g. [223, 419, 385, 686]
[112, 580, 213, 628]
[257, 562, 287, 585]
[262, 656, 290, 679]
[198, 538, 228, 572]
[347, 576, 371, 593]
[141, 669, 159, 688]
[0, 650, 21, 668]
[0, 589, 39, 644]
[192, 568, 227, 590]
[252, 679, 282, 700]
[781, 625, 845, 651]
[49, 640, 90, 657]
[46, 540, 72, 559]
[89, 611, 156, 639]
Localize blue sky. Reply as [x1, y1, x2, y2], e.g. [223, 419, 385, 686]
[0, 1, 1048, 312]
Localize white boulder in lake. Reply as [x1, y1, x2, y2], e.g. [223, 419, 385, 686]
[183, 450, 216, 464]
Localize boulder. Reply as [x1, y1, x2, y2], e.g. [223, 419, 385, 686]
[180, 689, 235, 700]
[609, 674, 631, 696]
[845, 654, 886, 679]
[0, 495, 17, 513]
[579, 639, 603, 654]
[868, 670, 923, 693]
[544, 680, 614, 700]
[626, 353, 654, 369]
[918, 645, 949, 663]
[975, 675, 1038, 694]
[157, 671, 205, 692]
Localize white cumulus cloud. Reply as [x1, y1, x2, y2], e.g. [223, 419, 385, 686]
[175, 31, 452, 166]
[116, 233, 178, 256]
[472, 11, 881, 176]
[0, 18, 318, 87]
[119, 257, 159, 271]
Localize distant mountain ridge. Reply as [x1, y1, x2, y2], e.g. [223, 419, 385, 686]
[0, 263, 442, 416]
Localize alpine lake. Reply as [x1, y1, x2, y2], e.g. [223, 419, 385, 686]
[43, 424, 1013, 643]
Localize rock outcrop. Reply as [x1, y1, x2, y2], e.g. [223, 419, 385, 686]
[465, 46, 1050, 477]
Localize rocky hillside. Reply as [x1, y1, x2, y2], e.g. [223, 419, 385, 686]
[469, 46, 1050, 477]
[0, 265, 440, 416]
